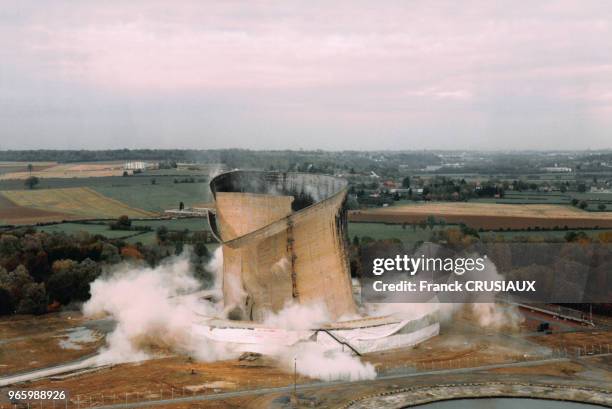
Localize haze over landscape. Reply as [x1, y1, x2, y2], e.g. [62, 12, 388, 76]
[1, 0, 611, 151]
[1, 3, 612, 407]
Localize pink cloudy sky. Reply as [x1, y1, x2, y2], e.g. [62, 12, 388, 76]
[1, 0, 611, 150]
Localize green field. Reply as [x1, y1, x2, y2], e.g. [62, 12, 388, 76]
[93, 183, 212, 213]
[34, 221, 436, 246]
[480, 228, 612, 241]
[470, 191, 570, 205]
[35, 223, 136, 238]
[131, 218, 208, 231]
[32, 217, 210, 244]
[412, 172, 576, 183]
[0, 172, 212, 214]
[470, 190, 612, 211]
[124, 231, 221, 251]
[125, 231, 157, 245]
[0, 169, 209, 187]
[348, 222, 612, 244]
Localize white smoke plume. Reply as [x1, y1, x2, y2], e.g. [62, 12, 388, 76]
[83, 243, 519, 381]
[207, 246, 224, 287]
[365, 252, 524, 330]
[207, 163, 226, 180]
[469, 303, 524, 331]
[262, 301, 331, 330]
[83, 248, 375, 381]
[261, 301, 375, 380]
[83, 253, 227, 364]
[365, 301, 439, 321]
[466, 256, 525, 331]
[281, 343, 376, 381]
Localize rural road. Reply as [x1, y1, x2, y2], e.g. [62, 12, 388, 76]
[0, 356, 101, 387]
[89, 356, 581, 409]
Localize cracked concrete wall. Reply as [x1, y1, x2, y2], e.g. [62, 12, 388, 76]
[210, 171, 356, 322]
[216, 192, 294, 319]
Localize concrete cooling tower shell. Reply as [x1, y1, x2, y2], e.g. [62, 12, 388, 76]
[208, 171, 356, 322]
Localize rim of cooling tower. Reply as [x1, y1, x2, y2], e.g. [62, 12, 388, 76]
[207, 170, 348, 248]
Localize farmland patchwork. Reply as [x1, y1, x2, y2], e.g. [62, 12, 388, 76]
[0, 187, 156, 225]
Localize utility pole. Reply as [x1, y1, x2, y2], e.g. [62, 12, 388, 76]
[291, 357, 298, 406]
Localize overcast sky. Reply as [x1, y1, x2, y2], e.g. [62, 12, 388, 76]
[1, 1, 611, 150]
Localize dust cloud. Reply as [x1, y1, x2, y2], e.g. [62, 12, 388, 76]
[83, 248, 376, 381]
[83, 253, 226, 364]
[83, 245, 521, 381]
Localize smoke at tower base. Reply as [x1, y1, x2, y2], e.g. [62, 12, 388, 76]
[83, 248, 376, 381]
[83, 247, 522, 381]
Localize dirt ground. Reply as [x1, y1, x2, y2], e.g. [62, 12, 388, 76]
[527, 330, 612, 353]
[0, 312, 103, 375]
[363, 329, 529, 373]
[349, 202, 612, 229]
[72, 359, 610, 409]
[2, 308, 611, 409]
[13, 312, 541, 404]
[488, 361, 585, 377]
[514, 306, 602, 334]
[19, 355, 300, 407]
[138, 399, 257, 409]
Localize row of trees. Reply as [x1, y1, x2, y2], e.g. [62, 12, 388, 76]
[570, 198, 607, 211]
[0, 149, 442, 178]
[0, 226, 215, 316]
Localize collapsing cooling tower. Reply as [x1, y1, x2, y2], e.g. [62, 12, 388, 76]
[208, 171, 356, 322]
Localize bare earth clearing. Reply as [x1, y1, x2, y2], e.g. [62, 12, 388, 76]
[1, 308, 610, 409]
[0, 312, 104, 376]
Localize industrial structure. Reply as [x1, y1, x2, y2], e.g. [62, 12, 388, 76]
[199, 170, 439, 354]
[208, 170, 356, 321]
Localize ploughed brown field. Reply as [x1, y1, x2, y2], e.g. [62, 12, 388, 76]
[0, 187, 156, 225]
[0, 193, 72, 225]
[349, 202, 612, 229]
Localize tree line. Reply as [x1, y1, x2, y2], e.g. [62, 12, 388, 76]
[0, 227, 214, 316]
